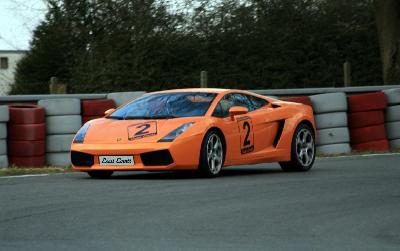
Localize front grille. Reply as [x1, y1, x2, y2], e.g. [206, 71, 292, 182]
[140, 150, 174, 166]
[71, 151, 94, 167]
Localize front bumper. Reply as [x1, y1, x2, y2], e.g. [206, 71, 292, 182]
[70, 135, 203, 171]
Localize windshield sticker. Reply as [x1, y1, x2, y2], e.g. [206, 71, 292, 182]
[128, 121, 157, 140]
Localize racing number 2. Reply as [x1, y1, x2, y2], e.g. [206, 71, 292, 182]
[128, 121, 157, 140]
[238, 117, 254, 154]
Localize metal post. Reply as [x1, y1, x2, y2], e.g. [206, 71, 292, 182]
[200, 71, 208, 88]
[344, 61, 352, 87]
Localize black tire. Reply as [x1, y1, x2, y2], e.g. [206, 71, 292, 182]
[87, 171, 113, 179]
[199, 130, 225, 177]
[279, 123, 315, 172]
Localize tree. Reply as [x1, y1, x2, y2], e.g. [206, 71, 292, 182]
[374, 0, 400, 84]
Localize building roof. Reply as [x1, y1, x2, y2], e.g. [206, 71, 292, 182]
[0, 50, 27, 54]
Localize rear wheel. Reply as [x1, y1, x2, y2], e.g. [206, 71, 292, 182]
[279, 123, 315, 172]
[199, 131, 224, 177]
[87, 171, 113, 179]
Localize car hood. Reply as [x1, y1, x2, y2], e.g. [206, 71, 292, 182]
[83, 117, 203, 144]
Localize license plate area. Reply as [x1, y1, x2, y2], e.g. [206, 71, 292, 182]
[99, 156, 134, 166]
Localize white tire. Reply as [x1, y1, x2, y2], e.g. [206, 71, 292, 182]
[389, 139, 400, 150]
[317, 127, 350, 146]
[386, 121, 400, 140]
[0, 123, 6, 139]
[386, 105, 400, 122]
[317, 143, 352, 155]
[46, 152, 71, 167]
[46, 115, 82, 135]
[38, 98, 81, 115]
[383, 88, 400, 105]
[0, 140, 6, 155]
[315, 112, 348, 129]
[0, 155, 8, 168]
[310, 92, 347, 114]
[46, 134, 75, 152]
[0, 106, 9, 122]
[107, 92, 146, 107]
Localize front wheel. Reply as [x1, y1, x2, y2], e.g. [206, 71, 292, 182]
[279, 123, 315, 172]
[199, 131, 225, 177]
[87, 171, 114, 179]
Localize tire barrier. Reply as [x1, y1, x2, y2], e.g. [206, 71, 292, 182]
[386, 105, 400, 122]
[38, 98, 81, 115]
[383, 88, 400, 105]
[309, 92, 347, 114]
[46, 152, 71, 167]
[9, 105, 44, 124]
[348, 111, 385, 129]
[39, 99, 82, 167]
[383, 88, 400, 150]
[9, 156, 46, 167]
[280, 96, 313, 106]
[81, 99, 115, 123]
[310, 92, 351, 154]
[7, 105, 46, 167]
[314, 112, 347, 130]
[347, 92, 387, 113]
[352, 139, 390, 152]
[317, 127, 350, 145]
[350, 124, 387, 145]
[46, 134, 75, 152]
[0, 155, 9, 169]
[317, 143, 352, 155]
[0, 106, 9, 122]
[107, 92, 145, 107]
[0, 140, 6, 155]
[390, 139, 400, 150]
[46, 115, 82, 135]
[347, 92, 389, 152]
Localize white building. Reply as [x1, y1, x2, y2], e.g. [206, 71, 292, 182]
[0, 50, 26, 95]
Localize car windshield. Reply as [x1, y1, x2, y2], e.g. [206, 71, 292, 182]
[108, 92, 217, 119]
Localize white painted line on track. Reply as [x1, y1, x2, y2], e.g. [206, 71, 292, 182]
[318, 152, 400, 160]
[0, 174, 50, 179]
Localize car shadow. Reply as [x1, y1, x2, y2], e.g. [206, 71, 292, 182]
[100, 165, 285, 180]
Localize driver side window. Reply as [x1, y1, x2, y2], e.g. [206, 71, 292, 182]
[212, 93, 253, 118]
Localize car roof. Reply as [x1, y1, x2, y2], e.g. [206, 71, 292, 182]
[148, 88, 261, 95]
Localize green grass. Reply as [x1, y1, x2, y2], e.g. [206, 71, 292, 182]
[0, 166, 75, 177]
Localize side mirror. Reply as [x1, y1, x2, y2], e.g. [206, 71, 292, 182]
[229, 106, 248, 120]
[104, 108, 116, 116]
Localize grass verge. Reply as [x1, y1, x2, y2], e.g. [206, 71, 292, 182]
[0, 166, 75, 177]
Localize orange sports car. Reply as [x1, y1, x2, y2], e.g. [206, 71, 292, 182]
[71, 88, 316, 178]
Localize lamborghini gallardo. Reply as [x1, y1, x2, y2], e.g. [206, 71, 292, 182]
[71, 88, 316, 178]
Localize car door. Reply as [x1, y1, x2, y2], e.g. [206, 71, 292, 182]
[212, 93, 257, 164]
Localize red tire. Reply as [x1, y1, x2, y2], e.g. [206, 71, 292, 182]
[9, 155, 46, 167]
[352, 139, 390, 152]
[82, 115, 102, 124]
[350, 124, 387, 145]
[81, 99, 115, 116]
[8, 123, 46, 141]
[347, 92, 387, 113]
[348, 111, 385, 129]
[9, 104, 45, 124]
[281, 96, 313, 107]
[8, 140, 45, 157]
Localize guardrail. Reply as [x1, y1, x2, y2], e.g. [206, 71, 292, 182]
[0, 85, 399, 102]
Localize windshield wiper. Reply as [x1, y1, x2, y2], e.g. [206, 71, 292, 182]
[107, 116, 124, 120]
[123, 115, 177, 120]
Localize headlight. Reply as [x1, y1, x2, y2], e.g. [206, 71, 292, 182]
[158, 122, 195, 142]
[73, 123, 91, 143]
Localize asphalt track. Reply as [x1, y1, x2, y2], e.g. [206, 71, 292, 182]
[1, 154, 400, 250]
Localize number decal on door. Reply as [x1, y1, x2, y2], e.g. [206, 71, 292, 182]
[128, 121, 157, 140]
[237, 117, 254, 154]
